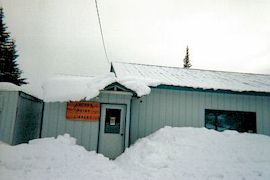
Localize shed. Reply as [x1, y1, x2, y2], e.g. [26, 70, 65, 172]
[41, 62, 270, 159]
[0, 83, 44, 145]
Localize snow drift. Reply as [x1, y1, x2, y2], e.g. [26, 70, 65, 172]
[117, 127, 270, 180]
[1, 127, 270, 180]
[0, 134, 129, 180]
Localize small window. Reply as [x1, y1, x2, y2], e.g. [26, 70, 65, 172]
[205, 109, 256, 133]
[104, 108, 121, 134]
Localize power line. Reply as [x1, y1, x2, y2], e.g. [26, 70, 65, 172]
[94, 0, 110, 63]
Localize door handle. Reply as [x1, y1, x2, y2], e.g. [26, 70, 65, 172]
[120, 133, 124, 136]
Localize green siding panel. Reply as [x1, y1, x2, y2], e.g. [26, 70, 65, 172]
[42, 91, 132, 151]
[42, 102, 100, 151]
[130, 88, 270, 145]
[13, 92, 43, 144]
[0, 91, 43, 145]
[0, 91, 18, 144]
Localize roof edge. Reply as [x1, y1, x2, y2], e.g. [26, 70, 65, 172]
[153, 84, 270, 97]
[104, 82, 137, 96]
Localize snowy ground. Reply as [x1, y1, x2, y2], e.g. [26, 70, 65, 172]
[1, 127, 270, 180]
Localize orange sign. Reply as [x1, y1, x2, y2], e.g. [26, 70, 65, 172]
[66, 101, 100, 121]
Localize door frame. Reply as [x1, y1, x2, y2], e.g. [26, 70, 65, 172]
[97, 103, 127, 155]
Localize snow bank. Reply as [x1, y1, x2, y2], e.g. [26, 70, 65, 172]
[1, 127, 270, 180]
[43, 73, 160, 102]
[0, 82, 21, 91]
[116, 127, 270, 180]
[0, 134, 131, 180]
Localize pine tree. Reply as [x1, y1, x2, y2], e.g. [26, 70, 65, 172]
[183, 46, 191, 69]
[0, 7, 27, 85]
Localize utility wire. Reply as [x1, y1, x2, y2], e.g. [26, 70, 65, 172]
[94, 0, 110, 63]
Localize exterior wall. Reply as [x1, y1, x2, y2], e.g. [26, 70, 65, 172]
[41, 91, 132, 151]
[0, 91, 44, 145]
[12, 92, 44, 145]
[42, 101, 99, 151]
[130, 88, 270, 144]
[99, 91, 132, 149]
[0, 91, 18, 144]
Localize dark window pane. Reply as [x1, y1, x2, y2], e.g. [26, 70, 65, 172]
[205, 109, 256, 133]
[105, 108, 121, 134]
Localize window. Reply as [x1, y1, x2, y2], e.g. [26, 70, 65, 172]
[205, 109, 256, 133]
[104, 108, 121, 133]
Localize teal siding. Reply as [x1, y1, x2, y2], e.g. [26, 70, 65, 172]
[0, 91, 18, 144]
[41, 91, 132, 151]
[13, 92, 43, 144]
[42, 102, 99, 151]
[0, 91, 42, 145]
[130, 88, 270, 144]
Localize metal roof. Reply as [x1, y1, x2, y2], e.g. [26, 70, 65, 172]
[112, 62, 270, 94]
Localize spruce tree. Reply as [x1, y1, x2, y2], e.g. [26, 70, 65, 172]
[183, 46, 191, 69]
[0, 7, 27, 85]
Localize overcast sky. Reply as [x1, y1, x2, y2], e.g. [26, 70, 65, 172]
[1, 0, 270, 97]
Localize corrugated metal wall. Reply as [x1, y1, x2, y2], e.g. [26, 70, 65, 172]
[0, 91, 18, 144]
[42, 101, 99, 151]
[130, 88, 270, 144]
[41, 91, 132, 151]
[12, 92, 44, 144]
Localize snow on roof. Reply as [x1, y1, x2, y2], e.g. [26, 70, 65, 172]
[0, 82, 21, 91]
[112, 62, 270, 94]
[117, 76, 160, 97]
[43, 73, 155, 102]
[43, 62, 270, 102]
[43, 73, 116, 102]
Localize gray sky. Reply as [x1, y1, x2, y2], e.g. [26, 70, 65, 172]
[1, 0, 270, 97]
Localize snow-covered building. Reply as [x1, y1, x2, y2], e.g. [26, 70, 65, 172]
[0, 83, 43, 145]
[41, 62, 270, 159]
